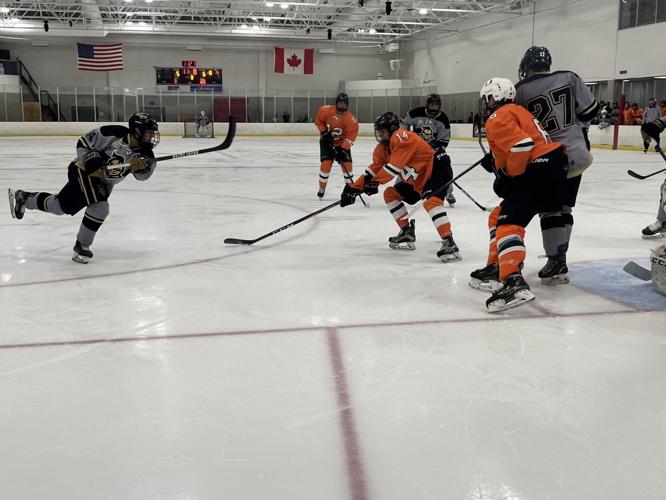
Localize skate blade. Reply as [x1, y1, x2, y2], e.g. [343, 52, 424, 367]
[641, 233, 665, 240]
[438, 252, 461, 263]
[72, 252, 91, 264]
[468, 278, 502, 292]
[7, 188, 16, 219]
[486, 290, 535, 313]
[389, 242, 416, 250]
[540, 274, 570, 286]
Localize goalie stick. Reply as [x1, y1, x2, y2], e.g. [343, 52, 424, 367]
[224, 200, 341, 245]
[623, 261, 652, 281]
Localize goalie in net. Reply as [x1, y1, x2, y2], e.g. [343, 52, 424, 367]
[184, 110, 214, 138]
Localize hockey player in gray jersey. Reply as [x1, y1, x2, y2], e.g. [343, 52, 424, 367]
[639, 115, 666, 238]
[515, 46, 598, 284]
[401, 93, 456, 206]
[8, 113, 159, 263]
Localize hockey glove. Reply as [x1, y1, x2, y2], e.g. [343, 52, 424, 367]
[130, 155, 152, 174]
[480, 152, 495, 173]
[320, 130, 334, 145]
[362, 175, 379, 196]
[340, 184, 361, 207]
[334, 146, 352, 164]
[82, 151, 107, 177]
[492, 170, 512, 198]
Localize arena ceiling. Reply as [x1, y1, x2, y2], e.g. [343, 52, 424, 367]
[0, 0, 529, 44]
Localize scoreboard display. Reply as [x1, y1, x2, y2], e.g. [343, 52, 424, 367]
[155, 61, 222, 86]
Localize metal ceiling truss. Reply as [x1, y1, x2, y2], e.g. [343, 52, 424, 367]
[0, 0, 530, 43]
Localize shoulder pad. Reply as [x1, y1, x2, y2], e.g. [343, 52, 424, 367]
[99, 125, 130, 138]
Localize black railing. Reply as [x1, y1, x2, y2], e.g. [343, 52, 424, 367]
[15, 58, 66, 121]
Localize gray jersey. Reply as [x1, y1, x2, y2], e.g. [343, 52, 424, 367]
[400, 107, 451, 150]
[75, 125, 156, 184]
[515, 70, 598, 176]
[644, 105, 661, 124]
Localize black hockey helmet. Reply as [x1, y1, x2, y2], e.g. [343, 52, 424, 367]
[425, 93, 442, 116]
[374, 111, 400, 143]
[519, 46, 552, 80]
[128, 112, 160, 149]
[335, 92, 349, 112]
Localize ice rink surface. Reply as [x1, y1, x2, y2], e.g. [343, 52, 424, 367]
[1, 134, 665, 500]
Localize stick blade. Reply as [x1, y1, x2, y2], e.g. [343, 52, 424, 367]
[224, 237, 254, 245]
[623, 261, 652, 281]
[627, 169, 647, 180]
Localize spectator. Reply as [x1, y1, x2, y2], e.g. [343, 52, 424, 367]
[632, 102, 644, 125]
[660, 100, 666, 117]
[282, 110, 290, 123]
[623, 101, 634, 125]
[611, 101, 620, 124]
[644, 97, 660, 124]
[467, 112, 474, 123]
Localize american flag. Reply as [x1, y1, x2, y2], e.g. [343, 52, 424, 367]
[77, 42, 124, 71]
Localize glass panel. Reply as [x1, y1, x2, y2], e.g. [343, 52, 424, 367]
[619, 0, 638, 29]
[637, 0, 657, 25]
[293, 90, 309, 123]
[658, 0, 666, 21]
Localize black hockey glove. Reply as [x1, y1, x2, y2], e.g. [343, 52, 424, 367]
[362, 175, 379, 196]
[492, 170, 512, 198]
[320, 130, 334, 144]
[480, 152, 495, 173]
[82, 151, 107, 176]
[340, 184, 361, 207]
[334, 146, 352, 164]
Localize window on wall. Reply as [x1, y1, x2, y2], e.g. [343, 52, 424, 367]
[637, 0, 657, 25]
[620, 0, 666, 28]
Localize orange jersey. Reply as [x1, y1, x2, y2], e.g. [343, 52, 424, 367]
[485, 103, 561, 177]
[315, 105, 359, 149]
[353, 128, 434, 193]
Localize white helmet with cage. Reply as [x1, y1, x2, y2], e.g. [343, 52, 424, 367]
[479, 77, 516, 117]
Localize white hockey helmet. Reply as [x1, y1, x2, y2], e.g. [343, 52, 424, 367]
[479, 77, 516, 117]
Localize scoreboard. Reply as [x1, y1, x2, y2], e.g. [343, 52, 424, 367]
[155, 60, 222, 86]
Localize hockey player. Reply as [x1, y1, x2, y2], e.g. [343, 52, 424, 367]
[514, 46, 598, 285]
[639, 116, 666, 238]
[314, 93, 359, 199]
[471, 78, 568, 312]
[196, 110, 210, 138]
[339, 112, 461, 262]
[401, 93, 456, 206]
[8, 113, 159, 263]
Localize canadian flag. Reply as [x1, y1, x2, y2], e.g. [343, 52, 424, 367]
[274, 47, 314, 75]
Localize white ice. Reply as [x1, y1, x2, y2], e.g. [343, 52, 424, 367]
[0, 133, 665, 500]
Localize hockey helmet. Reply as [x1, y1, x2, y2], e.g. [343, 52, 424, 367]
[128, 112, 160, 149]
[425, 93, 442, 116]
[479, 77, 516, 118]
[335, 92, 349, 111]
[519, 46, 552, 80]
[374, 111, 400, 143]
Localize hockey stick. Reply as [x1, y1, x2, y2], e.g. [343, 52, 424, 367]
[346, 173, 368, 208]
[623, 261, 651, 281]
[627, 145, 666, 179]
[156, 116, 237, 162]
[401, 157, 484, 220]
[224, 200, 341, 245]
[452, 181, 491, 212]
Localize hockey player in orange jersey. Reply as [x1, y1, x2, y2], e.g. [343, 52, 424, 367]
[338, 112, 461, 262]
[469, 78, 568, 312]
[314, 93, 359, 199]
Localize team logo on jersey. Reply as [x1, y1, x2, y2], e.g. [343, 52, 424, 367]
[106, 139, 132, 179]
[420, 127, 434, 141]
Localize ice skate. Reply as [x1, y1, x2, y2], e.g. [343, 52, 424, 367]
[469, 262, 501, 292]
[8, 188, 27, 220]
[486, 273, 535, 313]
[642, 220, 666, 239]
[317, 187, 325, 199]
[446, 191, 456, 206]
[538, 256, 569, 285]
[437, 234, 461, 262]
[388, 220, 416, 250]
[72, 240, 93, 264]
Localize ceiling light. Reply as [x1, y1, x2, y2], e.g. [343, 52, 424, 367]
[241, 23, 248, 28]
[357, 28, 365, 33]
[126, 11, 135, 16]
[251, 16, 258, 20]
[0, 7, 10, 13]
[126, 20, 134, 25]
[138, 20, 147, 26]
[369, 27, 376, 33]
[585, 82, 598, 85]
[419, 8, 428, 14]
[123, 0, 133, 2]
[252, 24, 260, 31]
[144, 0, 153, 3]
[263, 16, 270, 21]
[266, 1, 274, 5]
[280, 3, 288, 8]
[431, 7, 476, 12]
[654, 76, 666, 79]
[385, 1, 392, 15]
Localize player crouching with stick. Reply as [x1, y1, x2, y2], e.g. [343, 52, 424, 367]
[338, 111, 461, 262]
[8, 113, 159, 264]
[471, 78, 568, 312]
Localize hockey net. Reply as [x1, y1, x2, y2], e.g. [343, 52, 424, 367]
[183, 119, 215, 138]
